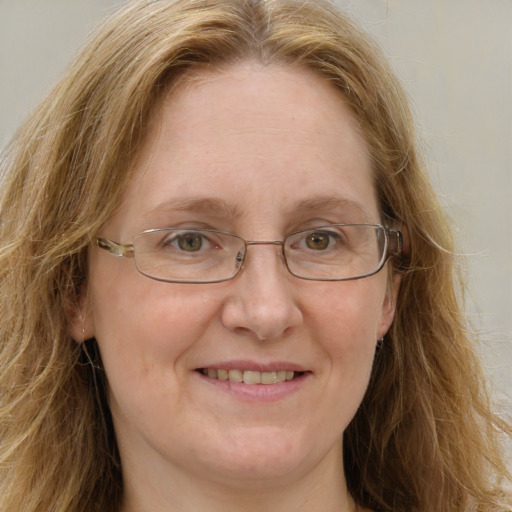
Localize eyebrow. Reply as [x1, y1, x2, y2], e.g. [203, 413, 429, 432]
[142, 194, 373, 226]
[143, 197, 243, 220]
[291, 195, 372, 222]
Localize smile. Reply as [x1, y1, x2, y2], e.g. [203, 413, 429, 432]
[199, 368, 303, 385]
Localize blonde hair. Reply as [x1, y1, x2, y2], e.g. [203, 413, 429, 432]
[0, 1, 510, 511]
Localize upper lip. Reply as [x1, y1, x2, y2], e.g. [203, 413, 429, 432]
[195, 360, 309, 373]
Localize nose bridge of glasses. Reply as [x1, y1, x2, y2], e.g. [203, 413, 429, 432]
[245, 240, 284, 247]
[239, 240, 287, 268]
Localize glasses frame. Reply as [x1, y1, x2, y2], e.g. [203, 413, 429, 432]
[95, 224, 403, 284]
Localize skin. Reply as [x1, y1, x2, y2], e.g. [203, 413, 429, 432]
[70, 62, 399, 512]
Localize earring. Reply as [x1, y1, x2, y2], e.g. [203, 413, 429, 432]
[376, 337, 384, 352]
[80, 314, 87, 343]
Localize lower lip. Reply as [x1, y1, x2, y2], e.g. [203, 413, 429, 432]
[195, 371, 311, 402]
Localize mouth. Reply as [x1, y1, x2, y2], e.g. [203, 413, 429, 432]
[198, 368, 305, 385]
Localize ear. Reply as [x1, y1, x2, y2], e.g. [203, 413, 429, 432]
[65, 283, 95, 343]
[377, 271, 401, 339]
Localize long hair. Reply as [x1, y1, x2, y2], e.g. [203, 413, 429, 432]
[0, 1, 510, 511]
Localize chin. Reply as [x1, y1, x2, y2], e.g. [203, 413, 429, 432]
[187, 426, 342, 487]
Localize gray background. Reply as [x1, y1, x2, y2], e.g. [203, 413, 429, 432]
[1, 0, 510, 414]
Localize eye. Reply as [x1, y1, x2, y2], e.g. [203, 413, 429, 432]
[177, 232, 203, 252]
[304, 232, 331, 250]
[163, 231, 213, 252]
[302, 230, 340, 251]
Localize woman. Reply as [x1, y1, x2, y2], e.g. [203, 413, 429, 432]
[0, 1, 510, 511]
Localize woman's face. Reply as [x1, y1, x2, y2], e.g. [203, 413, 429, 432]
[72, 63, 398, 491]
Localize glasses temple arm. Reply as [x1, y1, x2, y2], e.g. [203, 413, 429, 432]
[95, 237, 135, 258]
[387, 228, 404, 258]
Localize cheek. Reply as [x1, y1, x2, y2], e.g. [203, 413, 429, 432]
[308, 278, 385, 343]
[89, 280, 225, 446]
[88, 264, 219, 389]
[306, 280, 385, 390]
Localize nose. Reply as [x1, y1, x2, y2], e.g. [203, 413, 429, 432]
[220, 243, 303, 341]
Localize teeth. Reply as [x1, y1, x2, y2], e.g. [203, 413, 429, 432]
[243, 371, 261, 385]
[261, 371, 277, 384]
[202, 368, 299, 385]
[228, 369, 243, 383]
[217, 369, 229, 381]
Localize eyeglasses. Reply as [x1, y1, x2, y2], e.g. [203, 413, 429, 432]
[95, 224, 403, 284]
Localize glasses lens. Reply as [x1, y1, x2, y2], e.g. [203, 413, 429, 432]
[133, 229, 245, 283]
[284, 224, 386, 280]
[129, 225, 392, 283]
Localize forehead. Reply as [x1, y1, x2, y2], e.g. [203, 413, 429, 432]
[110, 62, 377, 235]
[153, 61, 368, 160]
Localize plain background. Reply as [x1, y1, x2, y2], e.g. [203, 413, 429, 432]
[0, 0, 510, 415]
